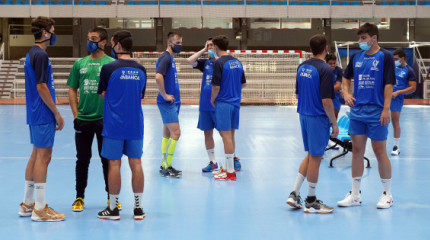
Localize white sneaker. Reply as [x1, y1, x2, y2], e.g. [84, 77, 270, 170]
[391, 146, 400, 156]
[377, 192, 393, 209]
[212, 168, 224, 176]
[337, 191, 362, 207]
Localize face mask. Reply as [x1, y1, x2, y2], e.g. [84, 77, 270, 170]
[395, 60, 401, 67]
[208, 49, 217, 58]
[87, 40, 103, 53]
[171, 44, 182, 54]
[111, 41, 130, 59]
[35, 29, 56, 46]
[359, 41, 371, 51]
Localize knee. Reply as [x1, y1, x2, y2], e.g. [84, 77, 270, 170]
[204, 131, 213, 138]
[172, 128, 181, 139]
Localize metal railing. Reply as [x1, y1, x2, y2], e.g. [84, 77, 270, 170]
[0, 42, 4, 61]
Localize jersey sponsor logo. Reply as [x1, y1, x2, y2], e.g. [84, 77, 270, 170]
[398, 71, 406, 78]
[355, 62, 363, 68]
[205, 65, 210, 70]
[371, 60, 379, 71]
[229, 61, 241, 69]
[80, 68, 88, 74]
[205, 74, 212, 86]
[299, 67, 313, 79]
[120, 70, 141, 80]
[88, 63, 100, 66]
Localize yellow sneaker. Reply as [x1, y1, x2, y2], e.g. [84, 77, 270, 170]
[19, 202, 34, 217]
[31, 204, 66, 222]
[72, 198, 84, 212]
[107, 200, 122, 211]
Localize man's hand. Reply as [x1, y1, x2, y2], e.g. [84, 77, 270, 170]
[392, 91, 399, 99]
[210, 99, 215, 107]
[380, 108, 390, 126]
[331, 122, 339, 138]
[164, 94, 175, 104]
[55, 112, 65, 130]
[343, 92, 356, 107]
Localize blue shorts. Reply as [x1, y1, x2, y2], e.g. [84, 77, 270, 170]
[29, 123, 56, 148]
[299, 115, 330, 156]
[197, 111, 216, 131]
[215, 101, 239, 131]
[101, 137, 143, 160]
[332, 97, 341, 111]
[390, 96, 404, 112]
[349, 105, 388, 141]
[157, 103, 181, 124]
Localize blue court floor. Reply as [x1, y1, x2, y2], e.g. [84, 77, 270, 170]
[1, 105, 430, 240]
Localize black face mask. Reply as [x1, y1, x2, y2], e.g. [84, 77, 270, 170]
[34, 29, 57, 46]
[111, 37, 131, 59]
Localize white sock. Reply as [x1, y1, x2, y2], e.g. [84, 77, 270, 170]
[134, 193, 143, 209]
[381, 179, 392, 195]
[207, 148, 216, 164]
[307, 182, 317, 197]
[24, 180, 34, 204]
[393, 138, 400, 148]
[225, 154, 234, 173]
[293, 173, 305, 194]
[109, 194, 119, 210]
[233, 152, 238, 159]
[352, 177, 362, 196]
[34, 183, 46, 209]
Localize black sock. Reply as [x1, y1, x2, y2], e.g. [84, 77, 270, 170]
[306, 196, 316, 202]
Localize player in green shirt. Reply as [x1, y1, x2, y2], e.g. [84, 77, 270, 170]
[67, 27, 119, 212]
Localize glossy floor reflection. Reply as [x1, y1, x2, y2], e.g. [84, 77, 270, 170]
[1, 105, 429, 240]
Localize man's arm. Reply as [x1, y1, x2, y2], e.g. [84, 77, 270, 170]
[69, 87, 78, 118]
[381, 84, 393, 126]
[393, 81, 416, 98]
[322, 98, 339, 138]
[211, 85, 220, 107]
[334, 81, 342, 92]
[186, 47, 207, 68]
[155, 73, 174, 103]
[37, 83, 64, 130]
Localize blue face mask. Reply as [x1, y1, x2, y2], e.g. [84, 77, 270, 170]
[87, 40, 102, 53]
[172, 44, 182, 54]
[359, 41, 371, 51]
[395, 60, 401, 67]
[208, 49, 217, 58]
[49, 32, 57, 46]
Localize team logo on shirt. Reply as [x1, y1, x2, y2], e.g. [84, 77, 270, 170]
[355, 62, 363, 68]
[229, 61, 241, 69]
[205, 65, 210, 70]
[299, 67, 313, 78]
[399, 71, 406, 78]
[84, 79, 89, 86]
[205, 75, 212, 86]
[120, 70, 141, 80]
[80, 68, 87, 74]
[371, 60, 379, 71]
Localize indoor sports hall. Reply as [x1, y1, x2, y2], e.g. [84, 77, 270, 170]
[0, 2, 430, 239]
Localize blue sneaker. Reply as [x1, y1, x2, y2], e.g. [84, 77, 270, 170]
[234, 157, 241, 171]
[202, 162, 218, 172]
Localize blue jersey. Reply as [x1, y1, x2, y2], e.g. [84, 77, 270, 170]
[195, 59, 215, 112]
[343, 48, 396, 108]
[156, 51, 180, 104]
[333, 66, 343, 99]
[296, 58, 334, 117]
[393, 65, 416, 100]
[98, 59, 147, 140]
[212, 55, 246, 108]
[24, 46, 56, 125]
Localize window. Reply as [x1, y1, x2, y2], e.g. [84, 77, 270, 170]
[109, 18, 154, 29]
[332, 18, 390, 30]
[250, 18, 280, 29]
[203, 18, 233, 29]
[172, 18, 202, 29]
[280, 18, 311, 29]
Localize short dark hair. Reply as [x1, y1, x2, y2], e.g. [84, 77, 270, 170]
[167, 31, 182, 41]
[89, 27, 108, 41]
[112, 30, 133, 52]
[357, 23, 379, 41]
[393, 48, 406, 59]
[31, 16, 55, 40]
[325, 53, 337, 62]
[212, 35, 229, 51]
[207, 37, 213, 41]
[309, 34, 327, 56]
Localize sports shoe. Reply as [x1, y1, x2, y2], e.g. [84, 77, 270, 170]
[107, 199, 122, 211]
[337, 191, 362, 207]
[376, 191, 393, 209]
[304, 198, 334, 214]
[98, 207, 120, 220]
[160, 165, 182, 175]
[202, 162, 218, 172]
[162, 166, 182, 178]
[214, 171, 237, 181]
[286, 191, 302, 209]
[391, 146, 400, 156]
[31, 204, 66, 222]
[134, 208, 146, 220]
[234, 157, 241, 171]
[18, 202, 34, 217]
[212, 167, 224, 175]
[72, 198, 84, 212]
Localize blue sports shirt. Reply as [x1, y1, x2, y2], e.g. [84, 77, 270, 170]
[212, 55, 246, 108]
[98, 59, 147, 140]
[295, 58, 334, 116]
[24, 45, 56, 125]
[156, 51, 180, 104]
[393, 65, 416, 100]
[195, 59, 215, 112]
[333, 66, 343, 100]
[343, 48, 396, 108]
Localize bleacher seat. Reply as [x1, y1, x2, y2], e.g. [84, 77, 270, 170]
[168, 0, 177, 3]
[99, 0, 107, 4]
[4, 0, 13, 4]
[331, 0, 340, 4]
[351, 1, 359, 4]
[310, 1, 319, 5]
[380, 1, 389, 5]
[56, 0, 65, 3]
[67, 0, 73, 4]
[0, 0, 3, 4]
[321, 0, 329, 4]
[88, 0, 97, 4]
[159, 0, 167, 3]
[301, 1, 309, 4]
[340, 1, 349, 5]
[280, 0, 287, 4]
[229, 0, 238, 3]
[178, 0, 187, 4]
[147, 0, 157, 4]
[260, 0, 269, 4]
[47, 0, 55, 4]
[208, 0, 217, 4]
[128, 0, 136, 3]
[391, 1, 400, 4]
[25, 0, 35, 4]
[77, 0, 86, 4]
[269, 1, 279, 4]
[35, 0, 45, 4]
[290, 0, 299, 4]
[400, 0, 410, 4]
[188, 0, 198, 4]
[219, 0, 228, 4]
[423, 1, 430, 4]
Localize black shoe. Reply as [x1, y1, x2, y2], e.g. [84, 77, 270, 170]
[170, 166, 182, 175]
[134, 208, 146, 220]
[98, 207, 120, 220]
[162, 166, 181, 178]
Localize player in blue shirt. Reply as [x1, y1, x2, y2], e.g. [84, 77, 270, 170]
[156, 32, 183, 178]
[325, 53, 343, 119]
[186, 38, 242, 173]
[286, 34, 338, 214]
[19, 17, 66, 222]
[390, 48, 416, 155]
[210, 35, 246, 181]
[97, 31, 147, 220]
[337, 23, 396, 209]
